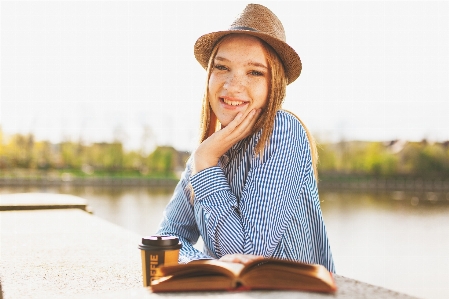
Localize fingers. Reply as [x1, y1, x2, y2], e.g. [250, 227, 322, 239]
[222, 111, 244, 132]
[232, 108, 261, 140]
[192, 108, 262, 175]
[241, 109, 261, 135]
[223, 108, 261, 141]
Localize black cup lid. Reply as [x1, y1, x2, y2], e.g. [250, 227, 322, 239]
[142, 235, 179, 247]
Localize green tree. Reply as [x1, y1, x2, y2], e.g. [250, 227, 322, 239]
[87, 142, 124, 172]
[146, 146, 175, 176]
[364, 142, 398, 176]
[414, 143, 448, 176]
[33, 141, 53, 170]
[5, 133, 34, 168]
[316, 143, 337, 172]
[60, 141, 84, 169]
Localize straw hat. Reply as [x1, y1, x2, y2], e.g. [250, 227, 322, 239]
[194, 3, 302, 84]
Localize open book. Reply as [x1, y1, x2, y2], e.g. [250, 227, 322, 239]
[150, 258, 336, 293]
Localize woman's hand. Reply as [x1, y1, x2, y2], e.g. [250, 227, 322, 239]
[192, 108, 262, 175]
[219, 254, 264, 265]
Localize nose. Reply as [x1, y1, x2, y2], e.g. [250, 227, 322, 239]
[223, 72, 246, 92]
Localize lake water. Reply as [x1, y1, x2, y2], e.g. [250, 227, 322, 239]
[2, 185, 449, 299]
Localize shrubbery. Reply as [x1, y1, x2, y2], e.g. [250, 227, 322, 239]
[1, 129, 448, 179]
[317, 140, 449, 178]
[0, 131, 181, 178]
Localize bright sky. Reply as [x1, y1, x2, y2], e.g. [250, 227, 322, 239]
[1, 1, 448, 152]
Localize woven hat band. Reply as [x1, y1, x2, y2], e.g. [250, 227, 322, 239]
[229, 26, 257, 32]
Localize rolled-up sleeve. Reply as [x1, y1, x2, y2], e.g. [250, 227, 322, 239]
[156, 158, 214, 263]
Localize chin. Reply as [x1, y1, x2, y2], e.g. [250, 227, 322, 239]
[216, 114, 235, 128]
[218, 119, 231, 128]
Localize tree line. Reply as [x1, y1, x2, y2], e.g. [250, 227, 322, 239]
[1, 130, 449, 179]
[0, 130, 187, 178]
[317, 139, 449, 178]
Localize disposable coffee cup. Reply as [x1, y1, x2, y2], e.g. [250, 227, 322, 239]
[138, 235, 182, 287]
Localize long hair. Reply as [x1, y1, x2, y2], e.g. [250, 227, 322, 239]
[197, 34, 319, 180]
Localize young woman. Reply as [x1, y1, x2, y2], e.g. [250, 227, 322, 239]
[156, 4, 335, 273]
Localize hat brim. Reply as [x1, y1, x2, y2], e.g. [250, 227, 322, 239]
[194, 29, 302, 85]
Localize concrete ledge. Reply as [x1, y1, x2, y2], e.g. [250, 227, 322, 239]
[0, 209, 142, 299]
[0, 194, 419, 299]
[0, 193, 90, 212]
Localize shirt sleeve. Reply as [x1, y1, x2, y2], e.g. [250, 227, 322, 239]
[190, 114, 315, 259]
[156, 157, 214, 263]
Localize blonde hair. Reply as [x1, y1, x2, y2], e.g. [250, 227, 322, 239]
[197, 34, 319, 180]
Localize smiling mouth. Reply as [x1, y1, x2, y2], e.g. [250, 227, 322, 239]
[221, 98, 247, 106]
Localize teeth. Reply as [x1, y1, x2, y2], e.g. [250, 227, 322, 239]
[223, 98, 244, 106]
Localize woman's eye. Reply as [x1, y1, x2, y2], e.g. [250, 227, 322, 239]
[249, 70, 264, 76]
[214, 64, 228, 71]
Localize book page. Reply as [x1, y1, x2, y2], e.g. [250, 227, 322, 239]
[240, 258, 317, 276]
[239, 258, 336, 292]
[157, 260, 245, 279]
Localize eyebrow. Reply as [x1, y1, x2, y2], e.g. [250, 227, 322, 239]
[215, 56, 268, 69]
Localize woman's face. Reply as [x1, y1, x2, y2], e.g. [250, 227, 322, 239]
[208, 34, 270, 127]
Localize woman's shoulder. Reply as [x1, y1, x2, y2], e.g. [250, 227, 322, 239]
[256, 109, 310, 159]
[272, 109, 307, 141]
[251, 109, 312, 167]
[275, 109, 302, 121]
[250, 109, 311, 166]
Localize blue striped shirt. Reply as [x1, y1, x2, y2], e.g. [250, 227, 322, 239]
[157, 110, 335, 273]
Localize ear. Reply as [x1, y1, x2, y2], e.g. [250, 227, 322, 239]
[207, 109, 218, 137]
